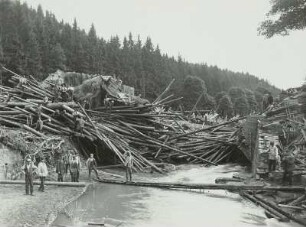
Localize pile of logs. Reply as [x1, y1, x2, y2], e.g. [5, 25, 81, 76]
[0, 67, 247, 172]
[241, 191, 306, 226]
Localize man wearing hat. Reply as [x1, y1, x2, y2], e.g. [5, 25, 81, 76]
[86, 153, 99, 180]
[70, 156, 80, 182]
[37, 157, 48, 192]
[21, 157, 37, 195]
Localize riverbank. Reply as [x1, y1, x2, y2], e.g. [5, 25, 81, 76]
[0, 168, 93, 227]
[0, 165, 150, 227]
[0, 184, 85, 227]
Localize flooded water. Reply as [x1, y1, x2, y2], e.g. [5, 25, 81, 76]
[52, 164, 302, 227]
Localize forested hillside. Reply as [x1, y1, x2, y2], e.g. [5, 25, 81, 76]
[0, 0, 279, 113]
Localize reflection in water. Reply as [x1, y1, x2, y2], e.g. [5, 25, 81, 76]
[52, 164, 302, 227]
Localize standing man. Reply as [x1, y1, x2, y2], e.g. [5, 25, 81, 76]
[86, 153, 99, 180]
[75, 155, 81, 182]
[282, 150, 295, 186]
[21, 157, 37, 196]
[37, 158, 48, 192]
[63, 150, 72, 176]
[56, 156, 66, 182]
[124, 151, 133, 182]
[70, 156, 79, 182]
[268, 141, 278, 172]
[4, 163, 8, 179]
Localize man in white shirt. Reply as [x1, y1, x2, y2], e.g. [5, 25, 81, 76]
[268, 141, 278, 172]
[37, 158, 48, 192]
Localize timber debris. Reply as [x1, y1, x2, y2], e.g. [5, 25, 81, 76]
[0, 67, 248, 172]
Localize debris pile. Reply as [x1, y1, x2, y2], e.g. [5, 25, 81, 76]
[0, 68, 249, 172]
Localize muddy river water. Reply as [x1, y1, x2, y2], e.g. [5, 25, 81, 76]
[52, 164, 303, 227]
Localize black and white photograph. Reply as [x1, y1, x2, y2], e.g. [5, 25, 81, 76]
[0, 0, 306, 226]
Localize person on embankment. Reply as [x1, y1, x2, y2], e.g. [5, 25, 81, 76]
[56, 156, 65, 182]
[86, 153, 99, 180]
[63, 150, 72, 177]
[21, 157, 37, 196]
[282, 150, 295, 186]
[124, 151, 133, 182]
[37, 158, 48, 192]
[70, 156, 79, 182]
[268, 141, 278, 172]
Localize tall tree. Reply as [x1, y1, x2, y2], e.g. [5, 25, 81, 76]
[259, 0, 306, 38]
[181, 75, 207, 110]
[215, 91, 227, 106]
[49, 43, 66, 71]
[229, 87, 246, 105]
[0, 0, 26, 75]
[245, 89, 257, 113]
[234, 96, 249, 116]
[217, 95, 234, 118]
[87, 24, 99, 73]
[70, 19, 88, 72]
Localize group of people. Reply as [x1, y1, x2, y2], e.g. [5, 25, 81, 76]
[21, 157, 48, 195]
[18, 147, 134, 196]
[56, 151, 81, 182]
[267, 141, 295, 185]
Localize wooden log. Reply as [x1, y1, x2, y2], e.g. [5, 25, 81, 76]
[153, 78, 175, 103]
[278, 204, 304, 210]
[0, 180, 86, 187]
[95, 178, 306, 192]
[157, 97, 183, 106]
[241, 192, 289, 221]
[0, 110, 23, 115]
[288, 194, 306, 206]
[254, 194, 306, 226]
[0, 117, 46, 138]
[155, 135, 169, 158]
[118, 120, 217, 166]
[154, 94, 174, 105]
[170, 117, 245, 141]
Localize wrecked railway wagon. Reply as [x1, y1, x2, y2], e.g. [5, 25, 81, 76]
[0, 67, 251, 173]
[43, 70, 150, 109]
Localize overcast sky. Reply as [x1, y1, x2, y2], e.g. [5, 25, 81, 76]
[22, 0, 306, 89]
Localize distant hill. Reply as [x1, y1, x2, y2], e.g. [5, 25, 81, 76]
[0, 0, 279, 112]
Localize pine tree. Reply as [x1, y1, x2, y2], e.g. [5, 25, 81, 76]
[0, 36, 3, 64]
[245, 89, 258, 113]
[0, 0, 26, 75]
[70, 19, 88, 72]
[49, 43, 66, 71]
[0, 36, 3, 85]
[87, 24, 99, 73]
[34, 5, 49, 74]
